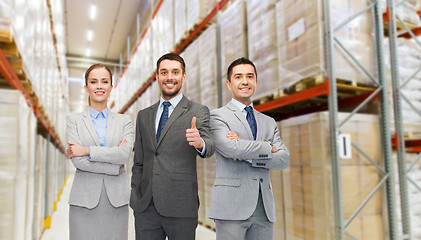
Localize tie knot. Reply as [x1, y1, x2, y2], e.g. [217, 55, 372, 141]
[162, 101, 171, 107]
[245, 106, 253, 113]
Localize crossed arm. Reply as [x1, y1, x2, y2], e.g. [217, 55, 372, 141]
[66, 115, 134, 175]
[211, 112, 289, 170]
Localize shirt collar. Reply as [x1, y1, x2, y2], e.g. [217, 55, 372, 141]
[159, 93, 183, 108]
[230, 98, 253, 112]
[89, 106, 109, 119]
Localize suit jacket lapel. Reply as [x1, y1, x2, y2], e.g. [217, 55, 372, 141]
[105, 111, 116, 146]
[82, 109, 100, 146]
[226, 102, 254, 140]
[157, 96, 188, 146]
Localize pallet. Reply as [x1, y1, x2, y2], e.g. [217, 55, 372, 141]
[391, 122, 421, 139]
[199, 222, 216, 232]
[384, 18, 420, 35]
[0, 29, 12, 43]
[0, 41, 19, 58]
[254, 75, 377, 105]
[173, 21, 212, 51]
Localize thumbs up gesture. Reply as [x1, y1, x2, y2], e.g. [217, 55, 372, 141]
[186, 117, 204, 150]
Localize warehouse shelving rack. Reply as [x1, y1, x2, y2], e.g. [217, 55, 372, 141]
[386, 0, 421, 239]
[322, 0, 397, 239]
[0, 2, 68, 233]
[113, 0, 421, 239]
[0, 48, 65, 154]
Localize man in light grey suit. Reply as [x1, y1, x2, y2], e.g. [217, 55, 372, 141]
[208, 57, 290, 240]
[130, 53, 215, 240]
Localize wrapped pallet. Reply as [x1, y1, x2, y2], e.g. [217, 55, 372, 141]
[174, 0, 187, 44]
[197, 156, 206, 223]
[199, 24, 219, 110]
[246, 0, 279, 100]
[0, 89, 37, 240]
[381, 0, 421, 26]
[33, 135, 47, 238]
[186, 0, 217, 32]
[220, 0, 248, 104]
[204, 155, 216, 229]
[276, 0, 377, 90]
[182, 39, 201, 103]
[385, 38, 421, 123]
[152, 0, 174, 64]
[280, 112, 385, 240]
[270, 169, 286, 240]
[150, 78, 160, 103]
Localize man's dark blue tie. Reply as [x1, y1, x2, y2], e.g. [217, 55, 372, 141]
[156, 101, 171, 141]
[245, 106, 257, 140]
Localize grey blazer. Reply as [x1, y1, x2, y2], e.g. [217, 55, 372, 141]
[208, 101, 290, 222]
[66, 109, 134, 209]
[130, 96, 215, 218]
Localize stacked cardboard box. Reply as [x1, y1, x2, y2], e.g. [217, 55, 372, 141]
[182, 39, 201, 103]
[0, 89, 39, 239]
[199, 24, 219, 110]
[246, 0, 279, 100]
[276, 0, 377, 90]
[280, 112, 385, 239]
[197, 156, 206, 223]
[270, 169, 286, 240]
[204, 156, 216, 229]
[186, 0, 217, 32]
[174, 0, 187, 44]
[220, 0, 248, 104]
[151, 0, 174, 65]
[385, 38, 421, 124]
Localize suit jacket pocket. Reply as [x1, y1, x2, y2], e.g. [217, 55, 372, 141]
[214, 178, 241, 187]
[170, 173, 197, 182]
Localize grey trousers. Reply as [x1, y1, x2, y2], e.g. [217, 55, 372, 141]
[69, 184, 129, 240]
[214, 192, 274, 240]
[133, 200, 198, 240]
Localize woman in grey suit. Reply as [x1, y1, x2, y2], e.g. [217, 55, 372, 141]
[66, 64, 134, 240]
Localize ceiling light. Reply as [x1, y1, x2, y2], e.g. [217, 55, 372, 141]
[87, 29, 93, 41]
[86, 48, 91, 57]
[90, 4, 97, 20]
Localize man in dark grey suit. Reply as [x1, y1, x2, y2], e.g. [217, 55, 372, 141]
[208, 57, 290, 240]
[130, 53, 215, 240]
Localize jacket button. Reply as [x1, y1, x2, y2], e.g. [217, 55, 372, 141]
[155, 152, 159, 156]
[260, 178, 263, 182]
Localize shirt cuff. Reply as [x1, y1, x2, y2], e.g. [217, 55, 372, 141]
[88, 146, 91, 159]
[195, 138, 206, 156]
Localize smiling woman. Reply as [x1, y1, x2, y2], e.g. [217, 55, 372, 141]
[65, 63, 134, 240]
[84, 64, 113, 110]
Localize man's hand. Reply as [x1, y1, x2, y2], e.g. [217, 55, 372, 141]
[119, 139, 127, 167]
[186, 117, 204, 150]
[226, 131, 239, 140]
[271, 146, 278, 153]
[66, 142, 89, 158]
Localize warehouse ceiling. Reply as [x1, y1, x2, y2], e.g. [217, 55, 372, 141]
[64, 0, 152, 113]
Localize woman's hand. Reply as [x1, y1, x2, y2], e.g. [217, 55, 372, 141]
[119, 139, 127, 167]
[119, 139, 127, 146]
[66, 142, 89, 158]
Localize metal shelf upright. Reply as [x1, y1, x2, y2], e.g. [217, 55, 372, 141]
[386, 0, 421, 239]
[323, 0, 397, 239]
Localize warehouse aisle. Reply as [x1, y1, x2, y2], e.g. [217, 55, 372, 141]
[40, 169, 216, 240]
